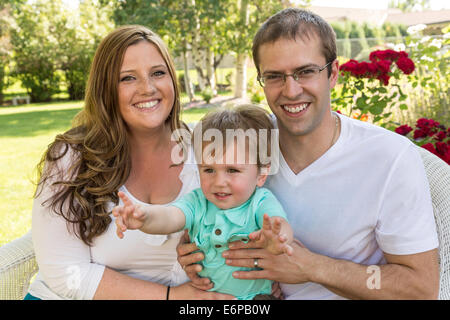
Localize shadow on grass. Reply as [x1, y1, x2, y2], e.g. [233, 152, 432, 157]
[0, 108, 80, 138]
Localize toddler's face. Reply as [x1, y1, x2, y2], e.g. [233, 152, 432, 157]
[198, 142, 268, 210]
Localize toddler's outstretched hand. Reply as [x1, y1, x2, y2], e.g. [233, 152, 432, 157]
[249, 214, 293, 256]
[112, 191, 147, 239]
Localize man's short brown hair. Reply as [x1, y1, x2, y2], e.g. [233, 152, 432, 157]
[252, 8, 337, 77]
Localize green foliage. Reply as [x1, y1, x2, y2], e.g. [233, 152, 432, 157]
[331, 21, 407, 40]
[398, 25, 450, 126]
[200, 87, 214, 103]
[388, 0, 431, 12]
[9, 0, 114, 102]
[247, 73, 265, 104]
[10, 0, 66, 101]
[332, 51, 411, 128]
[0, 4, 14, 105]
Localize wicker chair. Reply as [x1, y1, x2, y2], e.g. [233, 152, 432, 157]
[0, 231, 37, 299]
[1, 147, 449, 300]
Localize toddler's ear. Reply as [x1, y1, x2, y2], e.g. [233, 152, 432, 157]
[257, 165, 271, 187]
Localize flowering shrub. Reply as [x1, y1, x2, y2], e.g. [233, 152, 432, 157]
[395, 118, 450, 164]
[332, 49, 415, 126]
[341, 49, 415, 85]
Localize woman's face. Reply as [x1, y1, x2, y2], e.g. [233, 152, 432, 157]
[118, 40, 175, 135]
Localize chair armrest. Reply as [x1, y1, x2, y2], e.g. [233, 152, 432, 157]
[417, 146, 450, 300]
[0, 231, 38, 300]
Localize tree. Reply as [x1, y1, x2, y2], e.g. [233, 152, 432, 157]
[113, 0, 198, 101]
[113, 0, 231, 101]
[227, 0, 310, 99]
[0, 4, 14, 105]
[388, 0, 431, 12]
[10, 0, 115, 102]
[10, 0, 65, 102]
[61, 0, 115, 100]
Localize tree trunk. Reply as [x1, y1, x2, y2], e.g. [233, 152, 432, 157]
[205, 48, 217, 95]
[234, 0, 249, 99]
[234, 53, 248, 98]
[0, 65, 4, 105]
[182, 40, 194, 102]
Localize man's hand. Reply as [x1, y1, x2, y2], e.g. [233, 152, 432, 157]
[223, 239, 313, 284]
[176, 230, 213, 290]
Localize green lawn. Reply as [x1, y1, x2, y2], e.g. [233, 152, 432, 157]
[0, 101, 212, 247]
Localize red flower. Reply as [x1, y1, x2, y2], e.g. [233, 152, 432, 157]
[435, 142, 450, 164]
[370, 49, 399, 62]
[367, 62, 378, 77]
[414, 128, 429, 139]
[340, 60, 358, 73]
[374, 60, 392, 74]
[436, 141, 448, 155]
[422, 143, 436, 154]
[436, 131, 446, 141]
[396, 56, 415, 75]
[395, 124, 413, 136]
[353, 61, 369, 77]
[416, 118, 440, 129]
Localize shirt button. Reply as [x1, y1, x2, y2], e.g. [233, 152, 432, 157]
[215, 244, 221, 248]
[215, 229, 222, 235]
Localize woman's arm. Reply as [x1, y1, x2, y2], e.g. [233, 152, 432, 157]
[33, 185, 231, 300]
[93, 267, 233, 300]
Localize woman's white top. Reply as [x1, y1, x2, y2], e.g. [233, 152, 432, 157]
[29, 145, 199, 300]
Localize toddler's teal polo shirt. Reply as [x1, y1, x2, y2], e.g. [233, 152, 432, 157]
[172, 187, 288, 300]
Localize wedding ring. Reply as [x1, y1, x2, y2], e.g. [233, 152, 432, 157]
[254, 258, 259, 268]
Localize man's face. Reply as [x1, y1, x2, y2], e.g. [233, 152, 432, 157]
[258, 35, 338, 137]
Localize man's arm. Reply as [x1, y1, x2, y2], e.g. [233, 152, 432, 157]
[223, 240, 439, 299]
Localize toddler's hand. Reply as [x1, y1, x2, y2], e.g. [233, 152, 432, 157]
[112, 191, 147, 238]
[249, 214, 293, 256]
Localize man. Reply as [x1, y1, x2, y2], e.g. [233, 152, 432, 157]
[177, 8, 439, 299]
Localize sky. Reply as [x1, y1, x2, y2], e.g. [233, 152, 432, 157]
[309, 0, 450, 10]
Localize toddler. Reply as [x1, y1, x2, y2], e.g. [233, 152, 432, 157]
[113, 104, 293, 300]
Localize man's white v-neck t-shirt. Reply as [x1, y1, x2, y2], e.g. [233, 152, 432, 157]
[265, 113, 438, 300]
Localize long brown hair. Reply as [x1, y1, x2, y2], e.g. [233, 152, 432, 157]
[35, 25, 182, 246]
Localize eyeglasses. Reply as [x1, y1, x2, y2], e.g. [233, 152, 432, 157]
[258, 61, 333, 88]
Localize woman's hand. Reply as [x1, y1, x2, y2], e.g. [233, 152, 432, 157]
[176, 230, 213, 290]
[169, 282, 234, 300]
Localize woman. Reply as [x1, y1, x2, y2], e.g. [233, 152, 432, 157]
[26, 25, 232, 300]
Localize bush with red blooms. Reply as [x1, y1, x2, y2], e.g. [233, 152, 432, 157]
[333, 49, 414, 126]
[394, 118, 450, 164]
[340, 49, 415, 86]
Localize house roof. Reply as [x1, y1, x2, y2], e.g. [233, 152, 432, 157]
[307, 6, 397, 26]
[385, 9, 450, 26]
